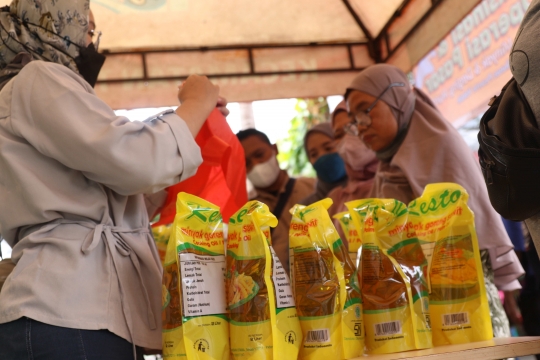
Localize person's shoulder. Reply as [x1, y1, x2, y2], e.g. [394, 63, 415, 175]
[20, 60, 69, 77]
[292, 176, 316, 197]
[252, 190, 274, 203]
[327, 185, 343, 200]
[399, 113, 463, 159]
[17, 60, 90, 90]
[294, 176, 317, 188]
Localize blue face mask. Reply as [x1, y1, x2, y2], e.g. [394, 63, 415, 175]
[313, 153, 347, 183]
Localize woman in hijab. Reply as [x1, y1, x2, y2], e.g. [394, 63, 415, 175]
[300, 122, 348, 205]
[344, 63, 524, 338]
[327, 100, 379, 217]
[0, 1, 223, 359]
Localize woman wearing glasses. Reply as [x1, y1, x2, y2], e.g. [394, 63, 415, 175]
[343, 63, 524, 339]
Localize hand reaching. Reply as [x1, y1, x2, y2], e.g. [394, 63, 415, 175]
[175, 75, 219, 137]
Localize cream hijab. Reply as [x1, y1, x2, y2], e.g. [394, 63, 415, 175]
[347, 64, 523, 290]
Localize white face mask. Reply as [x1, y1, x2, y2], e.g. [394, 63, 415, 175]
[337, 134, 377, 172]
[247, 155, 281, 188]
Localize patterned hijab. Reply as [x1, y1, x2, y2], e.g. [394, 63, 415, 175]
[0, 0, 89, 88]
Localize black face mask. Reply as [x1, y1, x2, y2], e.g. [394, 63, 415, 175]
[74, 43, 106, 88]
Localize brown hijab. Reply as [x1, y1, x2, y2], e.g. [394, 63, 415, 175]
[346, 64, 523, 290]
[300, 122, 348, 205]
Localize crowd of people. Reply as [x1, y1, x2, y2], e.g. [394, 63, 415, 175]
[0, 0, 538, 359]
[236, 63, 530, 342]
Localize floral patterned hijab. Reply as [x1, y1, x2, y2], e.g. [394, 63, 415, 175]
[0, 0, 89, 88]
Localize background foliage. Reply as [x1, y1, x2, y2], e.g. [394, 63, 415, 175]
[277, 97, 330, 177]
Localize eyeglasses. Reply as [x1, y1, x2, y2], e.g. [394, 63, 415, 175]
[344, 82, 406, 136]
[88, 29, 102, 51]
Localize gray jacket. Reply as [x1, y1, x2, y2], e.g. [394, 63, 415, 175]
[0, 61, 202, 348]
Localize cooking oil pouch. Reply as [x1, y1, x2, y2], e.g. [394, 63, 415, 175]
[162, 192, 229, 360]
[334, 211, 362, 269]
[162, 225, 185, 358]
[327, 218, 365, 359]
[227, 201, 301, 360]
[408, 183, 492, 346]
[153, 224, 172, 265]
[290, 199, 363, 359]
[346, 199, 432, 354]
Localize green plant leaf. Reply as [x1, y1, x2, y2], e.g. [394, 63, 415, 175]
[277, 97, 330, 177]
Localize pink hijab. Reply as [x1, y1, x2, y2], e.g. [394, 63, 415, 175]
[328, 100, 378, 218]
[331, 100, 348, 123]
[328, 159, 378, 217]
[346, 64, 523, 290]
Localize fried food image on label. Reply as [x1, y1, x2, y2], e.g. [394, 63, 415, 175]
[228, 273, 256, 306]
[162, 284, 170, 307]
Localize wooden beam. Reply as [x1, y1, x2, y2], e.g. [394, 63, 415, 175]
[341, 0, 382, 62]
[385, 0, 481, 71]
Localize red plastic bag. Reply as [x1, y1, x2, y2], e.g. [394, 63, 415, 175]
[153, 109, 247, 226]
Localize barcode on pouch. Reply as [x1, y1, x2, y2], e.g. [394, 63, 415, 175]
[305, 329, 330, 343]
[374, 321, 402, 336]
[443, 312, 469, 326]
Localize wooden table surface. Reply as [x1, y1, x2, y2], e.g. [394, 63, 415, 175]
[353, 337, 540, 359]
